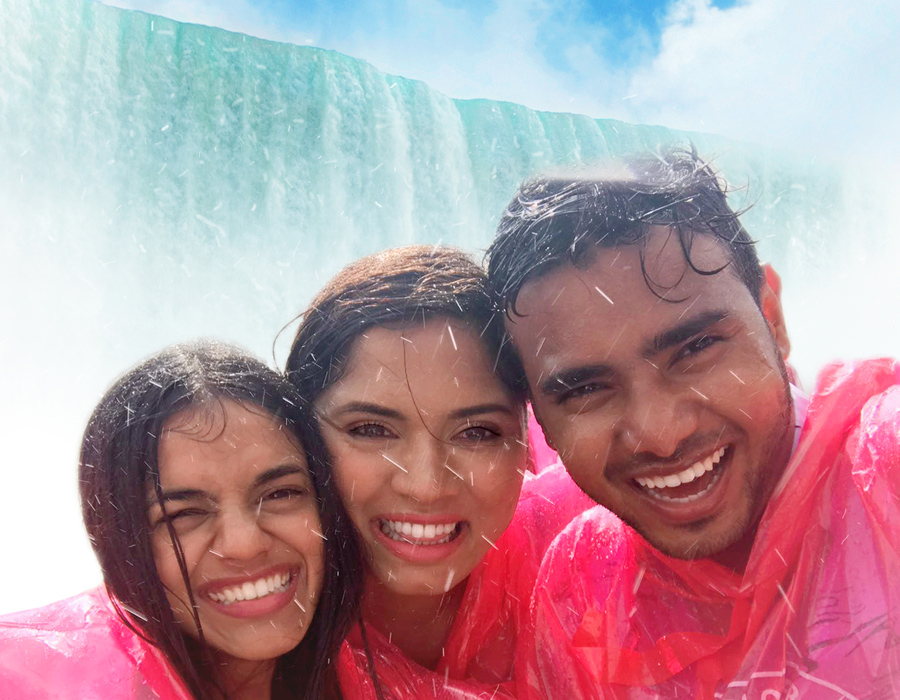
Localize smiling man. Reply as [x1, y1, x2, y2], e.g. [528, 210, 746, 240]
[486, 149, 900, 699]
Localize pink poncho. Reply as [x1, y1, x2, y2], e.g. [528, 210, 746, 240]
[0, 587, 192, 699]
[524, 358, 900, 699]
[347, 459, 593, 698]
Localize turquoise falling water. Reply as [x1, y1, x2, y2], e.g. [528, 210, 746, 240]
[0, 0, 894, 611]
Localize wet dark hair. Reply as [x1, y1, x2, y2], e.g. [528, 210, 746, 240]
[285, 245, 527, 406]
[79, 340, 363, 700]
[486, 147, 763, 316]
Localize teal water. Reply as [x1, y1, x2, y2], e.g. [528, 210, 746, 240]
[0, 0, 894, 612]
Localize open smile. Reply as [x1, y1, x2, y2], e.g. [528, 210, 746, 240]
[633, 446, 728, 503]
[378, 518, 464, 545]
[206, 570, 294, 605]
[372, 515, 469, 565]
[200, 566, 301, 619]
[627, 445, 734, 523]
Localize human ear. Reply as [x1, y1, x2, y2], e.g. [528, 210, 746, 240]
[759, 264, 791, 360]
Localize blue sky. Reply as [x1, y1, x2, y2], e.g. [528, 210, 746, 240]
[97, 0, 899, 164]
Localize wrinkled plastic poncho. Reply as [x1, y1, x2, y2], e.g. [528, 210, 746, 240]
[346, 458, 592, 698]
[0, 587, 192, 699]
[525, 358, 900, 699]
[0, 587, 494, 700]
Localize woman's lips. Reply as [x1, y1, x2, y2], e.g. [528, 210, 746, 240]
[199, 566, 302, 619]
[379, 518, 463, 544]
[372, 515, 468, 564]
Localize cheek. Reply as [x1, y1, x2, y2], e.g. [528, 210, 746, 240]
[304, 539, 327, 603]
[467, 447, 526, 533]
[151, 535, 189, 594]
[332, 453, 385, 521]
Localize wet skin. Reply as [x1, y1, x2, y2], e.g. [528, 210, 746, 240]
[506, 226, 794, 566]
[149, 400, 324, 671]
[316, 318, 527, 599]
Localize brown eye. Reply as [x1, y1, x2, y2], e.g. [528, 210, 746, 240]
[263, 487, 308, 502]
[348, 422, 394, 439]
[456, 426, 500, 443]
[557, 382, 608, 405]
[674, 334, 723, 364]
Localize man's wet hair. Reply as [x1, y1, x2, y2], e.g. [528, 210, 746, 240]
[486, 147, 763, 316]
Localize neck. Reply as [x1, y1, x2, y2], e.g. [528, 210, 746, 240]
[362, 578, 466, 670]
[710, 526, 758, 573]
[213, 654, 276, 700]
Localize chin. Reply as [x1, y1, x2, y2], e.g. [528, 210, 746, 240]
[638, 515, 754, 562]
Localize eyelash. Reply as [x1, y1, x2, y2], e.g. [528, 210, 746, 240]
[347, 422, 395, 439]
[675, 334, 723, 363]
[556, 382, 610, 406]
[261, 487, 309, 502]
[456, 425, 501, 442]
[347, 421, 503, 443]
[154, 507, 208, 529]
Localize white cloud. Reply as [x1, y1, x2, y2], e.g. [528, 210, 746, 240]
[623, 0, 900, 161]
[330, 0, 631, 119]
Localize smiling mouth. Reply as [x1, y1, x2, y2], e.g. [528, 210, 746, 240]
[379, 519, 464, 545]
[632, 446, 728, 503]
[207, 571, 293, 605]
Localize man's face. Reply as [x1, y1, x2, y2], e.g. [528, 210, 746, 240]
[506, 226, 794, 564]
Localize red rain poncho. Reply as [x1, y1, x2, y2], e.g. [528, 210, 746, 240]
[346, 460, 592, 698]
[525, 358, 900, 700]
[0, 587, 192, 699]
[0, 587, 478, 700]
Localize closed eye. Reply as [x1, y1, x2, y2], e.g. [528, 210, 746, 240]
[154, 507, 210, 531]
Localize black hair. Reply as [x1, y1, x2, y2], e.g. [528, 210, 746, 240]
[486, 146, 763, 316]
[79, 340, 363, 700]
[285, 245, 527, 406]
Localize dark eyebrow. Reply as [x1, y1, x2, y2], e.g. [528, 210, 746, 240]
[449, 403, 516, 420]
[644, 310, 730, 356]
[328, 401, 404, 420]
[539, 364, 615, 398]
[251, 463, 309, 489]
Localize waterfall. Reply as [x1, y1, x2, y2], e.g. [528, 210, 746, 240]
[1, 0, 894, 612]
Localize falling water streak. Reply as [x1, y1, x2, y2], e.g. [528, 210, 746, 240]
[382, 454, 409, 473]
[594, 286, 615, 305]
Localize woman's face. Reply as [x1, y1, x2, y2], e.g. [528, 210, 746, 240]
[316, 318, 527, 597]
[149, 399, 325, 664]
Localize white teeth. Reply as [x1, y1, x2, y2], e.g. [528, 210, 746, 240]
[207, 572, 291, 605]
[663, 473, 682, 488]
[380, 519, 460, 545]
[635, 447, 727, 491]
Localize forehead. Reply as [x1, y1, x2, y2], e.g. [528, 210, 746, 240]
[323, 319, 511, 404]
[158, 400, 304, 483]
[509, 228, 756, 352]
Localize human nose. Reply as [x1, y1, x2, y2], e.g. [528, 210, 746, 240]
[388, 436, 462, 503]
[615, 379, 699, 457]
[211, 507, 272, 562]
